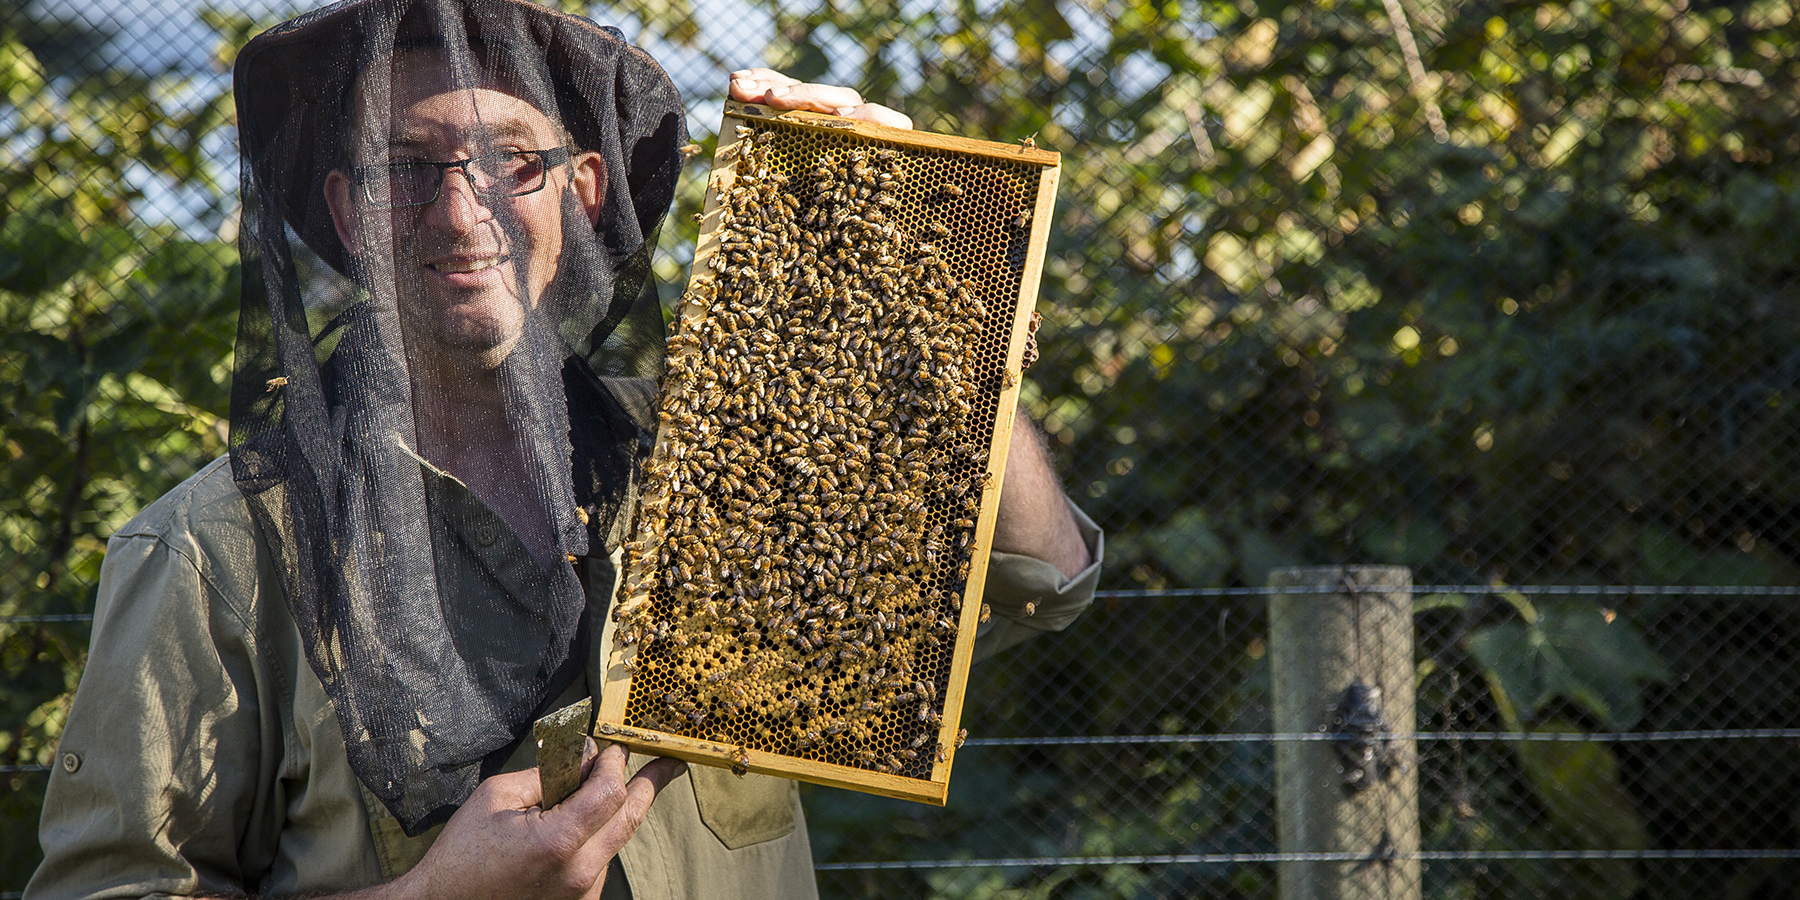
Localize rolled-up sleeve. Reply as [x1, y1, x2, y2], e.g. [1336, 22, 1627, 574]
[970, 499, 1104, 663]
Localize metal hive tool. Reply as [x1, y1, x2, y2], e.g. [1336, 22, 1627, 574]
[596, 101, 1059, 803]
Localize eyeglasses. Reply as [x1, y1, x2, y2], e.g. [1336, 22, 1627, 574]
[354, 147, 574, 209]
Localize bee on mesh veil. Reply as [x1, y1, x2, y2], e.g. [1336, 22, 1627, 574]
[227, 0, 686, 836]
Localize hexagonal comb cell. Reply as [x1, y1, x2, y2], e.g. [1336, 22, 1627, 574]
[599, 104, 1058, 803]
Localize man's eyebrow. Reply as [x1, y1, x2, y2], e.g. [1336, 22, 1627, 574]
[384, 119, 547, 152]
[386, 133, 431, 151]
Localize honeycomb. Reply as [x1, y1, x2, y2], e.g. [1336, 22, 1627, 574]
[607, 107, 1054, 792]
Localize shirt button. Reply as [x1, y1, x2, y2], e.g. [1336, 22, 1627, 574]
[61, 752, 81, 773]
[476, 524, 498, 546]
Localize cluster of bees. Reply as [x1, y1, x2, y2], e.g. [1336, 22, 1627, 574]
[613, 124, 1008, 777]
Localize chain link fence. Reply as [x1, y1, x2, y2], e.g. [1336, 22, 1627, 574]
[6, 0, 1800, 896]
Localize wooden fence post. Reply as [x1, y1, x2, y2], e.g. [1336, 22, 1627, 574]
[1268, 566, 1420, 900]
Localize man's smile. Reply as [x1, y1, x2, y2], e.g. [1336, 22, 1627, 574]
[423, 252, 514, 286]
[427, 254, 506, 274]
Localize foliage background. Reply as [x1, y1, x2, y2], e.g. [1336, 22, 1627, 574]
[6, 0, 1800, 896]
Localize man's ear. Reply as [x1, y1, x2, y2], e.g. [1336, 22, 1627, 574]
[569, 151, 607, 227]
[324, 170, 360, 251]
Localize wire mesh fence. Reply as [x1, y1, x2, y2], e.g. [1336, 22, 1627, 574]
[802, 582, 1800, 900]
[5, 0, 1800, 896]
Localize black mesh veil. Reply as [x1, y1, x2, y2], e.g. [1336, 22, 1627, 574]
[227, 0, 685, 834]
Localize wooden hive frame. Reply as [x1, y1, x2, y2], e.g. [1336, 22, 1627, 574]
[595, 101, 1060, 804]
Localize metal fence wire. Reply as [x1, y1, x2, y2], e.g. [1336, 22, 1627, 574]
[4, 0, 1800, 896]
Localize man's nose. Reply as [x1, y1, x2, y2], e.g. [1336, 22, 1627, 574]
[422, 166, 494, 232]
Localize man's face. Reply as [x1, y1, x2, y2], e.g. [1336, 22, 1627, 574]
[327, 53, 601, 371]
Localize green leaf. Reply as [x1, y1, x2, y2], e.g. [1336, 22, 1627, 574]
[128, 239, 236, 320]
[1333, 397, 1412, 460]
[50, 370, 98, 435]
[1014, 0, 1074, 48]
[0, 37, 47, 104]
[0, 213, 91, 296]
[89, 327, 152, 377]
[1141, 507, 1232, 586]
[1508, 720, 1648, 899]
[3, 331, 79, 394]
[1637, 526, 1774, 586]
[1356, 512, 1448, 567]
[1466, 601, 1671, 728]
[1237, 527, 1302, 585]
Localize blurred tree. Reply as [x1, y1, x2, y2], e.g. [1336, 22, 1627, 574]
[0, 7, 241, 882]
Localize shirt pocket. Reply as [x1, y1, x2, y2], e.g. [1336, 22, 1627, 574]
[688, 766, 799, 850]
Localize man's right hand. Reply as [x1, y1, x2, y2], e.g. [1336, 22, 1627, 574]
[387, 742, 684, 900]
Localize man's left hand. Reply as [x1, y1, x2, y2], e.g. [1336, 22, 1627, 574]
[729, 69, 913, 130]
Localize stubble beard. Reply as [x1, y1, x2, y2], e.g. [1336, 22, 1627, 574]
[397, 223, 536, 373]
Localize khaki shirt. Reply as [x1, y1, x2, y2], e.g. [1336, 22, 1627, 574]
[27, 456, 1102, 899]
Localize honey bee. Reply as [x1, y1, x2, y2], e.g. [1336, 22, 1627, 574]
[1019, 133, 1038, 151]
[264, 376, 289, 392]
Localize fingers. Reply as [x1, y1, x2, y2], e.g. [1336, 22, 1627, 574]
[564, 753, 687, 878]
[748, 78, 866, 114]
[728, 67, 802, 101]
[549, 745, 684, 836]
[634, 756, 689, 794]
[844, 103, 913, 130]
[547, 742, 631, 835]
[729, 69, 914, 131]
[409, 749, 678, 900]
[590, 755, 686, 854]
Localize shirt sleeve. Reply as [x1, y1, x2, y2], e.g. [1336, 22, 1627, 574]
[969, 499, 1104, 663]
[25, 528, 275, 900]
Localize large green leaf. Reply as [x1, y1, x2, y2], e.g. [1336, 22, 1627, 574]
[1507, 719, 1648, 900]
[1466, 600, 1671, 729]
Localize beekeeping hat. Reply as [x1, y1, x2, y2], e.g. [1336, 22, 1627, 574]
[227, 0, 686, 835]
